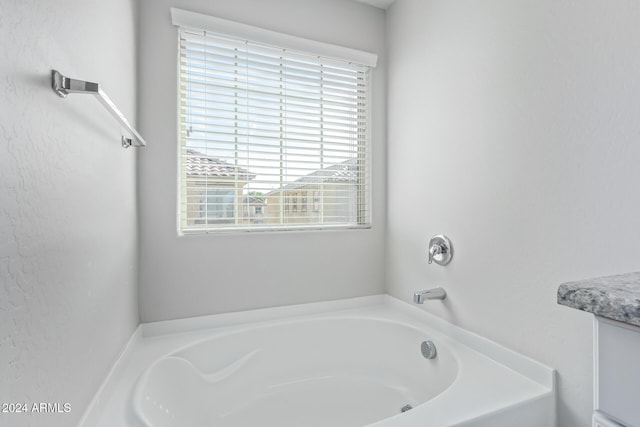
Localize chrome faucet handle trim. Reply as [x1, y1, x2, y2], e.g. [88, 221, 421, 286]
[428, 244, 443, 264]
[428, 234, 453, 265]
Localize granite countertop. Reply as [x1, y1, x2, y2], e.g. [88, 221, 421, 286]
[557, 272, 640, 327]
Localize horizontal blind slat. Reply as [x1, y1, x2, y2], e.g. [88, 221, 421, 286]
[179, 36, 368, 74]
[180, 104, 366, 124]
[179, 47, 367, 79]
[180, 61, 364, 90]
[180, 113, 361, 133]
[180, 76, 363, 106]
[180, 107, 366, 125]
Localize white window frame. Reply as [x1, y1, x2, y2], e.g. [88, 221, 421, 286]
[172, 9, 377, 234]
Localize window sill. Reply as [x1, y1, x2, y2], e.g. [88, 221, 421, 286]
[178, 223, 372, 237]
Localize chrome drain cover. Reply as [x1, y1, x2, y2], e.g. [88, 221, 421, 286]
[421, 340, 437, 359]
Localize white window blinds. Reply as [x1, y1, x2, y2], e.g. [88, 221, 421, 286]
[176, 17, 374, 233]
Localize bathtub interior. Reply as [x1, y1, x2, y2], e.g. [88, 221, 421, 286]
[132, 317, 459, 427]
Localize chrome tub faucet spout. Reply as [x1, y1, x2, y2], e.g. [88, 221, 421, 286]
[413, 288, 447, 304]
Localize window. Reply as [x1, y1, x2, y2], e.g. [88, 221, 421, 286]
[174, 9, 376, 233]
[200, 188, 234, 223]
[313, 191, 320, 212]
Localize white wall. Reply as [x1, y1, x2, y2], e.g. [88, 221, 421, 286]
[0, 0, 139, 426]
[137, 0, 387, 322]
[387, 1, 640, 426]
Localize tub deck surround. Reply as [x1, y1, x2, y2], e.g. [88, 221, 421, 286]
[79, 295, 555, 427]
[557, 272, 640, 327]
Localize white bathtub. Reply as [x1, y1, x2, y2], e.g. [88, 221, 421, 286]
[80, 296, 555, 427]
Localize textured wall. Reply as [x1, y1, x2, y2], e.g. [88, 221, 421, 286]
[0, 1, 139, 426]
[137, 0, 387, 322]
[386, 1, 640, 426]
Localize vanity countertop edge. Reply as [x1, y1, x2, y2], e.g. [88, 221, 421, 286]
[557, 271, 640, 327]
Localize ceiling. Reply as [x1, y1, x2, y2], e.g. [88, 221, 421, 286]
[352, 0, 395, 10]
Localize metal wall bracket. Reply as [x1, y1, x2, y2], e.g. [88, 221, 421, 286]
[51, 70, 146, 148]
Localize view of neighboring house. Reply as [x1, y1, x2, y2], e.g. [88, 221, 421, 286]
[242, 194, 267, 224]
[265, 159, 361, 226]
[183, 149, 265, 227]
[183, 151, 361, 228]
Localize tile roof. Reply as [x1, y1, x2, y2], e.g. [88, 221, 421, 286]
[265, 158, 361, 195]
[296, 158, 359, 184]
[242, 196, 266, 206]
[185, 149, 255, 181]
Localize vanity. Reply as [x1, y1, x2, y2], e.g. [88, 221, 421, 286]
[558, 272, 640, 427]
